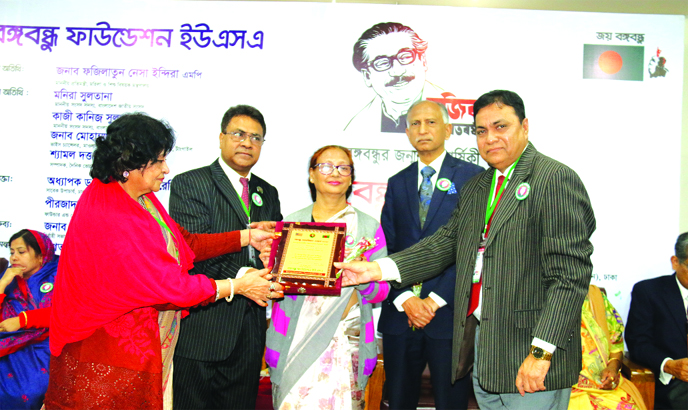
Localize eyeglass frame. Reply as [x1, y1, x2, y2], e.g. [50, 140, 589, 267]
[366, 48, 418, 73]
[223, 130, 265, 146]
[312, 163, 354, 176]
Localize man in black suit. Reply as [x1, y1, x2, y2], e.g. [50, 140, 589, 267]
[626, 232, 688, 409]
[379, 100, 482, 409]
[170, 105, 282, 409]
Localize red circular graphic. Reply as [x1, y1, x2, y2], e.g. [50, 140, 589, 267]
[598, 51, 623, 74]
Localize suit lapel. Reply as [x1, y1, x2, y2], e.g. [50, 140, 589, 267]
[210, 160, 249, 226]
[664, 274, 687, 334]
[404, 162, 422, 229]
[484, 144, 536, 248]
[249, 176, 266, 221]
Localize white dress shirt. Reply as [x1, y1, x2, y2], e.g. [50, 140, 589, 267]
[392, 151, 448, 312]
[218, 157, 253, 280]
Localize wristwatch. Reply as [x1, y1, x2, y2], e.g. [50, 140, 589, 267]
[530, 346, 553, 361]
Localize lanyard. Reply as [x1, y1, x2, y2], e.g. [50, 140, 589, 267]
[238, 194, 251, 223]
[482, 157, 521, 237]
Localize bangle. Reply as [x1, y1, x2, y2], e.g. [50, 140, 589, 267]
[215, 286, 221, 302]
[608, 357, 622, 371]
[19, 311, 28, 328]
[225, 278, 235, 303]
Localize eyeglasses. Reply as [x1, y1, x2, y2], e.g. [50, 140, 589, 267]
[368, 49, 417, 72]
[224, 131, 265, 146]
[313, 163, 353, 176]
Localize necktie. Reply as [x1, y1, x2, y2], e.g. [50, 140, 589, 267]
[467, 175, 505, 317]
[240, 177, 250, 210]
[419, 166, 436, 229]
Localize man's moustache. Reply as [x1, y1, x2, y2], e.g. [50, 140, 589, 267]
[385, 75, 415, 87]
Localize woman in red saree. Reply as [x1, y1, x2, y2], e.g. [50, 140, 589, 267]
[44, 113, 282, 409]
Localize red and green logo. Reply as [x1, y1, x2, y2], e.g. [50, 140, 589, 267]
[583, 44, 644, 81]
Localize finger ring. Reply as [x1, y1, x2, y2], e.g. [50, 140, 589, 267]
[269, 283, 276, 291]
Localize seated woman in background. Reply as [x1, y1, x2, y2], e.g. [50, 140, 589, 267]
[0, 226, 272, 410]
[569, 284, 647, 410]
[0, 229, 57, 410]
[266, 145, 389, 410]
[43, 113, 282, 410]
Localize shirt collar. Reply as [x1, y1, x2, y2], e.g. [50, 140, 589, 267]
[495, 144, 529, 178]
[675, 274, 688, 304]
[417, 150, 447, 175]
[218, 157, 252, 195]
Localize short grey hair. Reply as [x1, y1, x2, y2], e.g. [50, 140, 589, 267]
[405, 100, 450, 128]
[676, 232, 688, 261]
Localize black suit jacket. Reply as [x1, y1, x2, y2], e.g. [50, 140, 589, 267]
[389, 143, 596, 392]
[626, 274, 687, 404]
[378, 153, 483, 339]
[170, 159, 282, 361]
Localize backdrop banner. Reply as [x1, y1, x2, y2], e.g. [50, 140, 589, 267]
[0, 0, 683, 322]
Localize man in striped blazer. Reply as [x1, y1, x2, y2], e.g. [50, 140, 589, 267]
[170, 105, 282, 409]
[338, 90, 596, 409]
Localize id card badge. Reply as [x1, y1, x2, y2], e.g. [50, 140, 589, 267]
[247, 222, 256, 267]
[472, 235, 488, 284]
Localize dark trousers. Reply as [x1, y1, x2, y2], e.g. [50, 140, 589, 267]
[656, 378, 688, 409]
[173, 307, 264, 410]
[383, 328, 471, 410]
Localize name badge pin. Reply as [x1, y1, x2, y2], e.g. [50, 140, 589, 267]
[436, 178, 451, 191]
[40, 283, 53, 293]
[252, 192, 263, 206]
[515, 182, 531, 200]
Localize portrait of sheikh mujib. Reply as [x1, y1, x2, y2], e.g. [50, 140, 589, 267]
[345, 22, 444, 134]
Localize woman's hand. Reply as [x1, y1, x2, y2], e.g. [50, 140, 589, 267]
[234, 268, 284, 307]
[599, 353, 623, 390]
[0, 316, 21, 332]
[0, 267, 22, 294]
[599, 363, 622, 390]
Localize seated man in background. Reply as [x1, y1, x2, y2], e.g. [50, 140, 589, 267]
[626, 232, 688, 409]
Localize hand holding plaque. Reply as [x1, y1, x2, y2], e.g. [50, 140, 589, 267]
[268, 221, 346, 295]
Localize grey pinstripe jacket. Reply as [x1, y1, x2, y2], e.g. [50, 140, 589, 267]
[169, 159, 282, 361]
[389, 143, 596, 393]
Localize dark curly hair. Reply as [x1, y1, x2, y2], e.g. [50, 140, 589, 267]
[308, 145, 355, 202]
[352, 22, 428, 72]
[90, 113, 175, 183]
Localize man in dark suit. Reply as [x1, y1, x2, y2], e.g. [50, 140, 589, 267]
[170, 105, 282, 409]
[338, 90, 595, 409]
[378, 100, 483, 409]
[626, 232, 688, 409]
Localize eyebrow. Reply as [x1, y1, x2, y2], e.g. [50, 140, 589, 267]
[477, 119, 506, 128]
[233, 128, 263, 137]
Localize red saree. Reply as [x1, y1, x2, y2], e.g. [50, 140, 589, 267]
[45, 179, 217, 409]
